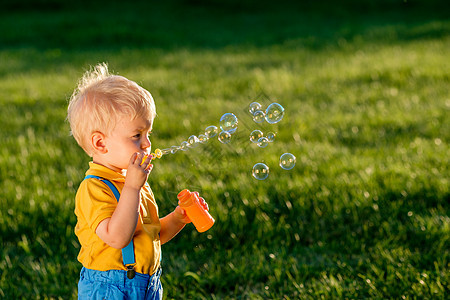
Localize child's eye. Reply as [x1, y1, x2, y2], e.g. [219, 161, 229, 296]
[133, 133, 141, 138]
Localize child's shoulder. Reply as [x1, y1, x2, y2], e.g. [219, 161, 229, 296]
[76, 176, 118, 204]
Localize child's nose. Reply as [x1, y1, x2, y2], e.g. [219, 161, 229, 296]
[142, 136, 151, 149]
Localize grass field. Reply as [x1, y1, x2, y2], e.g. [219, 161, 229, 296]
[0, 0, 449, 299]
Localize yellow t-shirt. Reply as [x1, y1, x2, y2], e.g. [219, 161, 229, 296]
[74, 162, 161, 275]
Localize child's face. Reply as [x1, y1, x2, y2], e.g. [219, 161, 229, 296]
[103, 115, 153, 172]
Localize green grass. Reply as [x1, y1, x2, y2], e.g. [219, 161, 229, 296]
[0, 0, 449, 298]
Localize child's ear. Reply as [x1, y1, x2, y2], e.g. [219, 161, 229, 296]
[91, 132, 108, 154]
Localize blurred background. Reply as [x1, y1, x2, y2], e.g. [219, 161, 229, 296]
[0, 0, 449, 298]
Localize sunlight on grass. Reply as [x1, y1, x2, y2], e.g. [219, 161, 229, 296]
[0, 1, 448, 298]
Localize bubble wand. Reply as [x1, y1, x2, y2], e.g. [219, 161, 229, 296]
[148, 148, 163, 161]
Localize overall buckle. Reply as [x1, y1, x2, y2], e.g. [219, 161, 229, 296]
[126, 265, 136, 279]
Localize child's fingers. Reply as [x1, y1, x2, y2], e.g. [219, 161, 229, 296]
[136, 153, 152, 167]
[145, 163, 154, 172]
[136, 152, 145, 164]
[129, 152, 139, 164]
[142, 154, 152, 165]
[193, 192, 209, 210]
[199, 196, 209, 211]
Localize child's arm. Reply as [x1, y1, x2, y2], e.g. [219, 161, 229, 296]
[159, 206, 191, 244]
[96, 153, 152, 249]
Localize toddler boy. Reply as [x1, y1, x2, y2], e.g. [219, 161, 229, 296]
[67, 63, 194, 299]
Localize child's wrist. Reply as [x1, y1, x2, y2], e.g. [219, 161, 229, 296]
[122, 184, 141, 194]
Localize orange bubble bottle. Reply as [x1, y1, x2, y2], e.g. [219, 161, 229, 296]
[177, 189, 215, 232]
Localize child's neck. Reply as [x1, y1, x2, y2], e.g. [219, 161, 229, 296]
[92, 158, 126, 176]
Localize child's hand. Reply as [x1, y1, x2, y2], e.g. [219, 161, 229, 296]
[173, 206, 192, 224]
[193, 191, 209, 211]
[124, 152, 153, 190]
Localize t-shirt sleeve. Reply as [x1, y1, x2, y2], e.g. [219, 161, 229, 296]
[76, 178, 118, 232]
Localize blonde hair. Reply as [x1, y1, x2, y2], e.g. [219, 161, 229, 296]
[67, 63, 156, 156]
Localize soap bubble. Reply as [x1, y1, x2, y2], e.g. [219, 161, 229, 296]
[218, 131, 232, 144]
[249, 102, 262, 115]
[279, 153, 296, 170]
[198, 134, 208, 143]
[187, 135, 200, 148]
[249, 130, 263, 143]
[253, 110, 265, 123]
[266, 132, 276, 142]
[205, 125, 219, 138]
[252, 163, 269, 180]
[265, 103, 285, 124]
[180, 141, 189, 151]
[257, 137, 269, 148]
[160, 148, 171, 155]
[219, 113, 238, 134]
[170, 146, 179, 154]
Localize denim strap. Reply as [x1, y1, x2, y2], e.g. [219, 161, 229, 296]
[84, 175, 136, 266]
